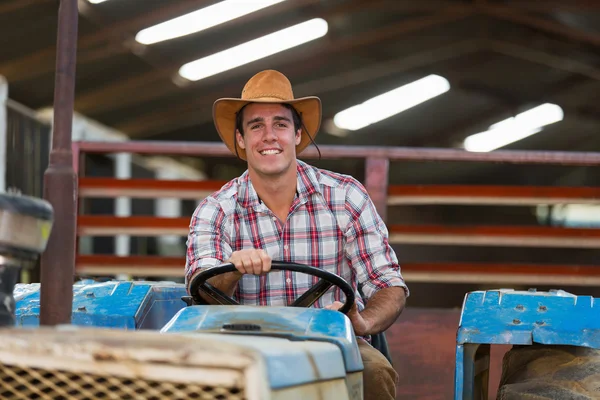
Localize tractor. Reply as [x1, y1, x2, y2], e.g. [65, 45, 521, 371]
[2, 190, 600, 400]
[3, 191, 374, 399]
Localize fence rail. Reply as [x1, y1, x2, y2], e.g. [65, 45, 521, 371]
[72, 140, 600, 286]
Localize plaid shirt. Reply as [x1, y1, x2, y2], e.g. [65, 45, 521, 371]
[185, 160, 408, 311]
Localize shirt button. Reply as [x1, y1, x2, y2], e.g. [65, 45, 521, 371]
[272, 217, 277, 221]
[286, 278, 291, 283]
[284, 245, 289, 250]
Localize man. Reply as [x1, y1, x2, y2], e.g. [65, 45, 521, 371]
[185, 69, 408, 400]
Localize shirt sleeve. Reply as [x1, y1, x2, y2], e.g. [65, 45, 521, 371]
[343, 179, 409, 300]
[184, 198, 233, 290]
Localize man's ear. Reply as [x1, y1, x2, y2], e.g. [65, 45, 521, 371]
[236, 130, 245, 149]
[295, 129, 302, 145]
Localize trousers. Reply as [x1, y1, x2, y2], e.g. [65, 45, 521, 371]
[358, 338, 398, 400]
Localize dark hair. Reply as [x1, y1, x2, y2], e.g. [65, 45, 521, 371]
[233, 103, 321, 159]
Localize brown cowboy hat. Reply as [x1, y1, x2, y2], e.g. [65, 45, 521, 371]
[213, 69, 322, 160]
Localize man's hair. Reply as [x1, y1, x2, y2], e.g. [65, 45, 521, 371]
[233, 103, 321, 159]
[235, 103, 302, 136]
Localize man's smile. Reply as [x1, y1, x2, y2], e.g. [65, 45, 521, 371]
[259, 148, 282, 156]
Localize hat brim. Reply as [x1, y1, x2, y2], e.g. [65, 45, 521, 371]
[213, 96, 322, 160]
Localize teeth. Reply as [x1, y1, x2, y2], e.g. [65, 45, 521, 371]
[260, 150, 281, 155]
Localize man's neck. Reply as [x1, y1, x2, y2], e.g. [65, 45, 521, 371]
[249, 162, 298, 221]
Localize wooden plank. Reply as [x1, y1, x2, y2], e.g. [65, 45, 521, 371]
[76, 255, 184, 277]
[388, 225, 600, 248]
[77, 216, 600, 247]
[402, 262, 600, 286]
[78, 178, 228, 199]
[79, 178, 600, 206]
[77, 216, 190, 236]
[388, 185, 600, 205]
[75, 255, 600, 286]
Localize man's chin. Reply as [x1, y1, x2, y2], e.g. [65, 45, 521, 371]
[253, 162, 289, 177]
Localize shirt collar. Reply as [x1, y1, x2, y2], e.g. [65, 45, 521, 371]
[236, 160, 322, 209]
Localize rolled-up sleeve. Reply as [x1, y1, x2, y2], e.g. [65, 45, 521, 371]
[185, 198, 232, 289]
[343, 180, 409, 300]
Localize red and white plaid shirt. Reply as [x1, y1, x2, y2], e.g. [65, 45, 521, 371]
[185, 160, 408, 311]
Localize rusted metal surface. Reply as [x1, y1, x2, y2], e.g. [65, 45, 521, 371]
[75, 140, 600, 166]
[40, 0, 78, 326]
[364, 158, 390, 221]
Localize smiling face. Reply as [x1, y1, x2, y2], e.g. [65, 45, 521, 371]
[236, 103, 302, 179]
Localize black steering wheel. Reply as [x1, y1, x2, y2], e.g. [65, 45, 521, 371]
[188, 260, 355, 314]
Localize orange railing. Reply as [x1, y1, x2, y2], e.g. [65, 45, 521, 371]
[73, 140, 600, 286]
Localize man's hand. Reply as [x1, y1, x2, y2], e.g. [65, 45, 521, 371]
[325, 300, 371, 337]
[228, 249, 272, 276]
[196, 249, 271, 304]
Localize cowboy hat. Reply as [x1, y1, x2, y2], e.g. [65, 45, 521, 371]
[213, 69, 322, 160]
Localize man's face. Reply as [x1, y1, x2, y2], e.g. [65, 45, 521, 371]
[236, 103, 301, 178]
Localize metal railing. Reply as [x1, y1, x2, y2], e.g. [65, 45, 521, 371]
[72, 140, 600, 286]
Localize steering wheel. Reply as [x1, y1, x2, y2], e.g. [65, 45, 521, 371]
[188, 260, 355, 314]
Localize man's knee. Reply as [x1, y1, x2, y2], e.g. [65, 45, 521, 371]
[358, 339, 398, 400]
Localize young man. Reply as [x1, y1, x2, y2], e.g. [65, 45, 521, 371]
[185, 69, 408, 400]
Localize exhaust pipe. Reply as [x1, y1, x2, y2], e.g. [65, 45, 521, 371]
[0, 193, 53, 326]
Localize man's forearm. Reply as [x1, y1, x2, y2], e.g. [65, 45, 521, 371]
[360, 286, 407, 335]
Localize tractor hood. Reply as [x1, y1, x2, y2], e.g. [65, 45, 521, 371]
[161, 305, 364, 375]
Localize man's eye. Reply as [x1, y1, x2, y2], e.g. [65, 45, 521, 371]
[276, 123, 287, 128]
[251, 124, 261, 130]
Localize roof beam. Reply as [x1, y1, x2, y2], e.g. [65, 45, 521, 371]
[1, 0, 316, 83]
[116, 39, 483, 138]
[77, 8, 474, 119]
[486, 39, 600, 82]
[481, 5, 600, 47]
[411, 74, 595, 149]
[0, 0, 54, 15]
[115, 36, 600, 139]
[500, 0, 600, 11]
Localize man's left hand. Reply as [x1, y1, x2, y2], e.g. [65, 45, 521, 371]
[325, 301, 371, 337]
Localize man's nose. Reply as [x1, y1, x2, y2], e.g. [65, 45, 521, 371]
[262, 125, 277, 141]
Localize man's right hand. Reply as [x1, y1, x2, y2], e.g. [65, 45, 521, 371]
[227, 249, 272, 276]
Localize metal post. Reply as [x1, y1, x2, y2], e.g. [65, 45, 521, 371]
[364, 157, 389, 222]
[40, 0, 79, 326]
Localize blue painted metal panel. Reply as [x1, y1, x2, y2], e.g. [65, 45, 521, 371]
[161, 305, 364, 373]
[458, 289, 600, 349]
[454, 344, 465, 400]
[15, 280, 187, 330]
[181, 333, 347, 389]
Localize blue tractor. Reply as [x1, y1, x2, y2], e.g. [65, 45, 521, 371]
[2, 191, 599, 399]
[3, 192, 373, 399]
